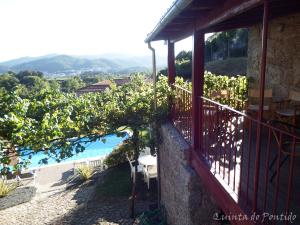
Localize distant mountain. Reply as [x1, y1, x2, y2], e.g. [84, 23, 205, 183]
[0, 54, 166, 76]
[0, 54, 58, 67]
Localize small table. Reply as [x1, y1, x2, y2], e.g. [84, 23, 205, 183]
[138, 155, 157, 166]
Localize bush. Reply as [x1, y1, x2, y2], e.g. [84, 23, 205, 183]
[0, 180, 17, 198]
[76, 166, 93, 181]
[104, 141, 133, 168]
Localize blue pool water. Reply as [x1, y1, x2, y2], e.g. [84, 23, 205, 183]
[20, 133, 128, 169]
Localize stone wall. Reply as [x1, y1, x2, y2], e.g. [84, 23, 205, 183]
[247, 12, 300, 97]
[159, 123, 219, 225]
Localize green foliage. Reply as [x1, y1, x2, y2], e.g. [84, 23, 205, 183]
[203, 72, 248, 108]
[61, 76, 85, 93]
[205, 29, 248, 61]
[76, 165, 93, 181]
[175, 71, 248, 109]
[104, 141, 133, 168]
[0, 74, 171, 174]
[0, 72, 19, 92]
[0, 180, 17, 198]
[159, 29, 248, 79]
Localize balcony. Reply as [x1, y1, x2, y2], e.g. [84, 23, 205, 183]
[171, 84, 300, 225]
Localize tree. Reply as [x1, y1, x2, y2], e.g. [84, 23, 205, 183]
[0, 89, 110, 173]
[106, 75, 169, 217]
[0, 74, 170, 174]
[0, 74, 171, 218]
[0, 72, 19, 92]
[61, 76, 85, 93]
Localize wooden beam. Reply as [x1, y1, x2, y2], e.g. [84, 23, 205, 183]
[160, 0, 264, 42]
[253, 0, 269, 213]
[191, 0, 222, 9]
[192, 30, 204, 153]
[167, 41, 175, 85]
[196, 0, 263, 30]
[168, 40, 175, 121]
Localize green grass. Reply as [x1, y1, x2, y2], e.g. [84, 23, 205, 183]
[96, 163, 131, 197]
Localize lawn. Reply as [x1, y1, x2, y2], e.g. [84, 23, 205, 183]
[96, 163, 131, 197]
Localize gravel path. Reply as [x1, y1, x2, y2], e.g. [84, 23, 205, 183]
[0, 174, 153, 225]
[0, 183, 93, 225]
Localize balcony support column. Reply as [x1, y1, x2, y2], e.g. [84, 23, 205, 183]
[192, 30, 205, 155]
[168, 40, 176, 120]
[168, 40, 175, 85]
[253, 0, 269, 212]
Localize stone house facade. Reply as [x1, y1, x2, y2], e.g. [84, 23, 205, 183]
[247, 12, 300, 97]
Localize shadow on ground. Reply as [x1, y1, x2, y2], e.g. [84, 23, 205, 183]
[50, 163, 157, 225]
[0, 186, 37, 210]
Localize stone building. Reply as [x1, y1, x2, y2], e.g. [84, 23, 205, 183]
[247, 12, 300, 97]
[146, 1, 300, 225]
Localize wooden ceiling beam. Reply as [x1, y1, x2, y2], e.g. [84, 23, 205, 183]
[194, 0, 263, 30]
[150, 0, 300, 42]
[191, 0, 224, 9]
[162, 0, 263, 42]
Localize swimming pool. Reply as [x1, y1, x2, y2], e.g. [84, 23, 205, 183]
[20, 133, 128, 169]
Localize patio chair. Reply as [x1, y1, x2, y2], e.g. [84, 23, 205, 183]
[126, 155, 143, 180]
[246, 88, 273, 119]
[268, 120, 300, 182]
[275, 90, 300, 125]
[88, 158, 103, 169]
[144, 165, 157, 190]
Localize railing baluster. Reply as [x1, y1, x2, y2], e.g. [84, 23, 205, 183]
[222, 108, 227, 179]
[246, 119, 252, 206]
[233, 112, 239, 192]
[272, 132, 283, 223]
[228, 109, 232, 185]
[284, 137, 296, 225]
[238, 114, 246, 198]
[263, 127, 272, 212]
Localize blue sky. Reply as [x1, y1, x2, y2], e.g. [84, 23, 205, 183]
[0, 0, 211, 62]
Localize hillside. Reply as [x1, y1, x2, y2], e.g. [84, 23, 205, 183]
[0, 54, 165, 76]
[205, 57, 247, 75]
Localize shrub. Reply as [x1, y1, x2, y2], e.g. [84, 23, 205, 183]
[0, 180, 17, 198]
[104, 141, 133, 168]
[76, 165, 93, 181]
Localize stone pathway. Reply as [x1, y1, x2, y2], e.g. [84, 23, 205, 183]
[0, 183, 93, 225]
[0, 171, 154, 225]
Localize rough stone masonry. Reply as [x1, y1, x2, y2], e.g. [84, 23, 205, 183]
[247, 12, 300, 97]
[159, 123, 220, 225]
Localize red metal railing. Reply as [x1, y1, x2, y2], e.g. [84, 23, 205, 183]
[201, 97, 300, 225]
[171, 86, 300, 225]
[172, 84, 192, 143]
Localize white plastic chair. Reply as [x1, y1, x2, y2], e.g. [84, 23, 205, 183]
[144, 165, 157, 190]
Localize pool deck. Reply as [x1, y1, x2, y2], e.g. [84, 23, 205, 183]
[16, 156, 106, 193]
[12, 146, 150, 193]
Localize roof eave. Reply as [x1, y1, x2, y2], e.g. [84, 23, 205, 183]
[144, 0, 193, 43]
